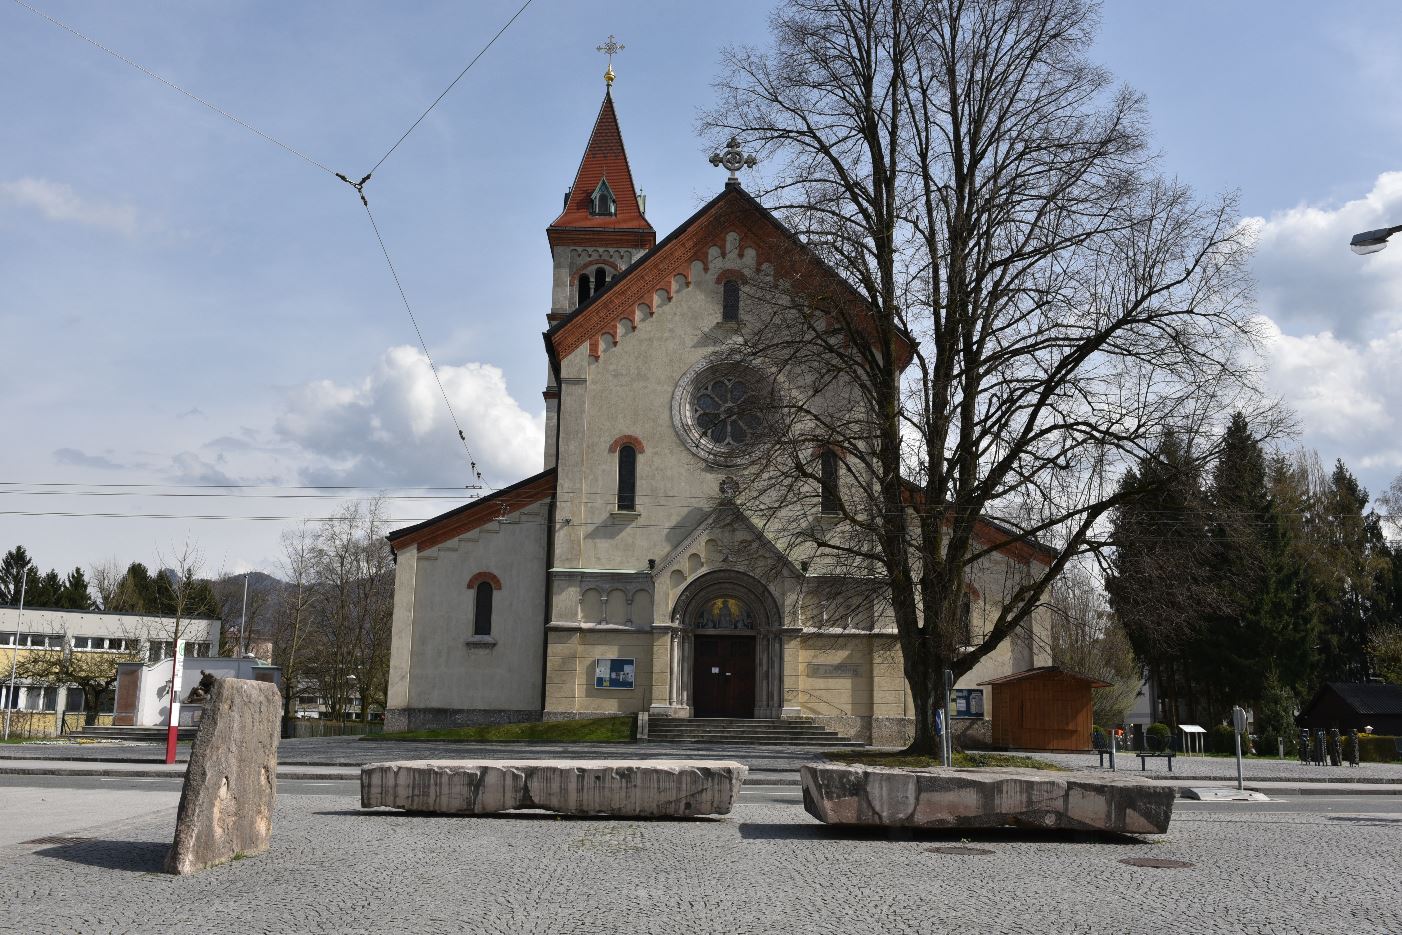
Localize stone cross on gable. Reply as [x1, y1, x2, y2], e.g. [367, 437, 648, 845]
[597, 35, 624, 87]
[710, 138, 758, 184]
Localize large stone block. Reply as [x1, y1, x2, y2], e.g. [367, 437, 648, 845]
[800, 764, 1173, 834]
[165, 678, 282, 874]
[361, 759, 746, 817]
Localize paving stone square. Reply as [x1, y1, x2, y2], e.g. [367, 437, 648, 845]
[3, 792, 1400, 934]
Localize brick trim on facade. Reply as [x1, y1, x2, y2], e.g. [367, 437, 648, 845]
[386, 469, 556, 554]
[608, 434, 645, 454]
[467, 572, 503, 591]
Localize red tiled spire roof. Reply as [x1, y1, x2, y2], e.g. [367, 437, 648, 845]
[548, 91, 654, 249]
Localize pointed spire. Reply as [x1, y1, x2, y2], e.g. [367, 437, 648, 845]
[548, 91, 654, 250]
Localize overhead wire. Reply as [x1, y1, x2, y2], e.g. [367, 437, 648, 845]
[11, 0, 539, 489]
[367, 0, 535, 175]
[9, 0, 338, 177]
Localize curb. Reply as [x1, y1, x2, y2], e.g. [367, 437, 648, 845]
[0, 764, 806, 786]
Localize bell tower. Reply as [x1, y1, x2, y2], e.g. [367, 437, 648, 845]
[542, 43, 655, 470]
[545, 46, 655, 324]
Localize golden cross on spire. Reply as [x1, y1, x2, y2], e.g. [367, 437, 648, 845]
[597, 34, 624, 87]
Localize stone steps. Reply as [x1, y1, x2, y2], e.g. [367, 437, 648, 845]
[647, 717, 862, 747]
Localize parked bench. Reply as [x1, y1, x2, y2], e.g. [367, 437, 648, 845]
[1136, 751, 1175, 771]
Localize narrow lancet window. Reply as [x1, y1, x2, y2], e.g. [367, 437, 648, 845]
[722, 280, 741, 322]
[617, 444, 637, 512]
[474, 581, 494, 636]
[820, 449, 840, 514]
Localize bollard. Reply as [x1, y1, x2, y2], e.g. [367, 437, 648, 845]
[1109, 727, 1117, 771]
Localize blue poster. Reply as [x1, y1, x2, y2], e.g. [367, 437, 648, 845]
[594, 658, 636, 690]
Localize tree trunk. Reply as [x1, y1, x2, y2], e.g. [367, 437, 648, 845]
[903, 640, 944, 756]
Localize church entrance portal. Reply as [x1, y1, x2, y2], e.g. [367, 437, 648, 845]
[668, 578, 784, 720]
[692, 634, 755, 719]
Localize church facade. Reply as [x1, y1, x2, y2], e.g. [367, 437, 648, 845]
[384, 85, 1054, 745]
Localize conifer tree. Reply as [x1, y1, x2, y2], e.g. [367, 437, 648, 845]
[0, 546, 39, 604]
[1106, 433, 1213, 724]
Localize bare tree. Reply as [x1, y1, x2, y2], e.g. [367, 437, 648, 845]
[14, 629, 142, 726]
[88, 558, 124, 611]
[705, 0, 1275, 752]
[1048, 566, 1140, 727]
[271, 526, 319, 718]
[304, 501, 394, 722]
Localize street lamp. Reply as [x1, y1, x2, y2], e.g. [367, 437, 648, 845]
[1350, 224, 1402, 255]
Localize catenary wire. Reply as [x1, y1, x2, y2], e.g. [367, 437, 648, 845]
[10, 0, 338, 177]
[367, 0, 535, 175]
[360, 200, 480, 481]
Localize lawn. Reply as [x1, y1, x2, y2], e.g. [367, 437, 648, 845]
[824, 750, 1065, 770]
[363, 715, 635, 744]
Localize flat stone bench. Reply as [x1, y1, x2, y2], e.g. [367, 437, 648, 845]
[801, 764, 1173, 834]
[361, 759, 746, 818]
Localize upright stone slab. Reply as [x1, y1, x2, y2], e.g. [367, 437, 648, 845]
[165, 678, 282, 874]
[801, 764, 1173, 834]
[361, 759, 746, 817]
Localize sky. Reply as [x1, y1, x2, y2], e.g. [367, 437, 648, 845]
[3, 1, 1402, 579]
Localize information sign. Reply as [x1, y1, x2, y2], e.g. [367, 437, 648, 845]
[953, 688, 984, 718]
[593, 657, 636, 690]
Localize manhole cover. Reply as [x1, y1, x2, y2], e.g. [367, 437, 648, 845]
[926, 846, 994, 856]
[1119, 857, 1194, 869]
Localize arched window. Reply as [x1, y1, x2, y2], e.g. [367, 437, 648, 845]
[594, 266, 607, 293]
[577, 274, 591, 306]
[617, 444, 637, 512]
[473, 581, 494, 636]
[722, 279, 741, 322]
[590, 179, 616, 216]
[820, 449, 840, 514]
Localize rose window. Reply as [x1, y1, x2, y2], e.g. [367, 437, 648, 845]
[694, 376, 763, 447]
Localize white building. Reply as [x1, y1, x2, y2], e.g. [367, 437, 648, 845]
[1, 606, 219, 733]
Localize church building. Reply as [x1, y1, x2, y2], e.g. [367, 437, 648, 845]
[384, 76, 1055, 746]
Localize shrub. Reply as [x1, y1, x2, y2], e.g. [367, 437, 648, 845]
[1146, 722, 1172, 752]
[1256, 732, 1293, 758]
[1208, 723, 1237, 755]
[1359, 734, 1400, 763]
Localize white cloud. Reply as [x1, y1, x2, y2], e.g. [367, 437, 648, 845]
[275, 346, 545, 487]
[1247, 172, 1402, 341]
[0, 177, 137, 236]
[1258, 319, 1391, 435]
[1246, 173, 1402, 496]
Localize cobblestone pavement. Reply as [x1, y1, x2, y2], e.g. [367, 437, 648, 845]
[1037, 751, 1402, 782]
[3, 792, 1400, 934]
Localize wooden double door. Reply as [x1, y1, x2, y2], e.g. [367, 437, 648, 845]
[692, 635, 756, 719]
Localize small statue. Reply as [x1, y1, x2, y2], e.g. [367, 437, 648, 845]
[184, 670, 217, 705]
[1348, 730, 1361, 767]
[1299, 729, 1311, 765]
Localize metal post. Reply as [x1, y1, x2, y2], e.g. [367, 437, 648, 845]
[1231, 705, 1246, 791]
[1109, 726, 1117, 771]
[4, 570, 29, 741]
[942, 669, 954, 768]
[164, 632, 183, 765]
[238, 573, 249, 657]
